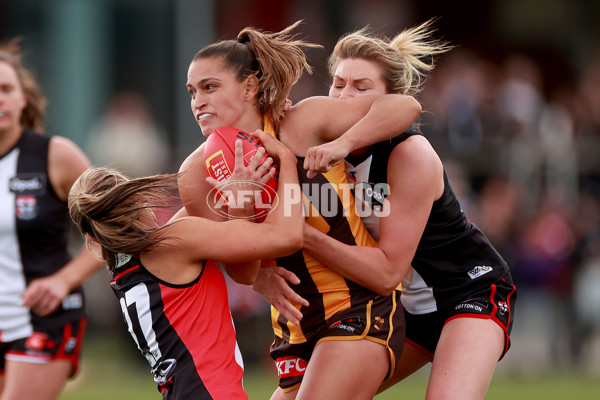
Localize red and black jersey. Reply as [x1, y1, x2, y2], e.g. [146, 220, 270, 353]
[110, 254, 247, 400]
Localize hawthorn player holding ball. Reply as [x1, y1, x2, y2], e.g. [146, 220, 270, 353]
[178, 21, 423, 400]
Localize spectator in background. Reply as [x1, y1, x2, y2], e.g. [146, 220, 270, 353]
[86, 90, 171, 177]
[572, 191, 600, 365]
[575, 60, 600, 191]
[0, 39, 100, 400]
[497, 54, 547, 212]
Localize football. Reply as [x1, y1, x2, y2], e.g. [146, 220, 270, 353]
[204, 126, 278, 221]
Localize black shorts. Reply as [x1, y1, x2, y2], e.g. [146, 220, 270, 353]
[405, 279, 516, 360]
[0, 317, 87, 377]
[270, 290, 405, 392]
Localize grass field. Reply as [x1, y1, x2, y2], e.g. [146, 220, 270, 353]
[61, 337, 600, 399]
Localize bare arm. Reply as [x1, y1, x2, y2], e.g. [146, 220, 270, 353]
[252, 260, 309, 325]
[173, 131, 303, 276]
[280, 94, 421, 170]
[47, 136, 91, 200]
[302, 136, 443, 295]
[178, 142, 218, 220]
[205, 138, 276, 284]
[22, 248, 101, 316]
[173, 135, 303, 263]
[304, 95, 421, 177]
[178, 142, 261, 283]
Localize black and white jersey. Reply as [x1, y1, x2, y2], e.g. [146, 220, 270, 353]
[344, 128, 512, 314]
[0, 129, 84, 342]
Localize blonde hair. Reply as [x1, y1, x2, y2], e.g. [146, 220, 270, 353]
[0, 38, 47, 133]
[328, 19, 452, 96]
[193, 21, 321, 132]
[68, 167, 180, 273]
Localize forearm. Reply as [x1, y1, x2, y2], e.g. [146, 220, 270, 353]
[264, 155, 303, 236]
[53, 247, 102, 291]
[224, 200, 261, 284]
[223, 261, 261, 285]
[227, 155, 302, 283]
[223, 181, 263, 284]
[338, 94, 421, 151]
[303, 227, 400, 295]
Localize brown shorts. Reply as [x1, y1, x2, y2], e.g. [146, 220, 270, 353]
[270, 290, 405, 391]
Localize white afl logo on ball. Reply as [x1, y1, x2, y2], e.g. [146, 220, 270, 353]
[206, 180, 278, 220]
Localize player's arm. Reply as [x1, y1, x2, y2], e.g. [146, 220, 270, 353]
[291, 94, 421, 145]
[178, 142, 261, 284]
[178, 142, 220, 220]
[22, 248, 101, 317]
[282, 94, 421, 172]
[252, 260, 308, 325]
[173, 133, 303, 265]
[205, 138, 277, 284]
[302, 137, 441, 295]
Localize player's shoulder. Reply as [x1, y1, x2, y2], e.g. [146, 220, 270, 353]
[49, 135, 90, 168]
[389, 134, 440, 175]
[179, 142, 206, 173]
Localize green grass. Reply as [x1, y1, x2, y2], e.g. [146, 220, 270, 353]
[61, 337, 600, 399]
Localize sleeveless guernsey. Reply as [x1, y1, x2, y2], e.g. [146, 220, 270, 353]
[110, 254, 246, 400]
[344, 129, 512, 314]
[0, 129, 84, 342]
[263, 121, 381, 344]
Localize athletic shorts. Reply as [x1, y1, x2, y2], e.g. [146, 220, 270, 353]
[0, 317, 87, 377]
[405, 279, 517, 360]
[270, 290, 405, 392]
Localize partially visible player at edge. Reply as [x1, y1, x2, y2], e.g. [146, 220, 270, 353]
[0, 39, 101, 400]
[270, 19, 518, 400]
[179, 21, 422, 400]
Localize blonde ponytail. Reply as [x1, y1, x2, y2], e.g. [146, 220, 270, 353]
[329, 18, 452, 96]
[389, 19, 453, 95]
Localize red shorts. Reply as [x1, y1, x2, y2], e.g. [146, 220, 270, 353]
[405, 279, 516, 360]
[0, 317, 87, 377]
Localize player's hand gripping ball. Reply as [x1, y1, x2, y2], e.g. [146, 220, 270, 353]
[204, 127, 279, 221]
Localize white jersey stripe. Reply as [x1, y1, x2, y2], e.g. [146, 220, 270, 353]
[121, 282, 162, 367]
[344, 155, 381, 241]
[0, 148, 32, 340]
[400, 267, 438, 314]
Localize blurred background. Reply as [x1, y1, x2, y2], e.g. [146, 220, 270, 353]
[2, 0, 600, 398]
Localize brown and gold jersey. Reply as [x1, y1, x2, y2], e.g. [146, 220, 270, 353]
[273, 160, 380, 344]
